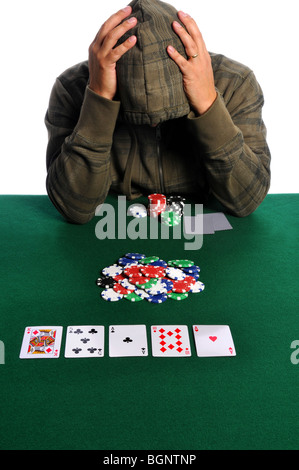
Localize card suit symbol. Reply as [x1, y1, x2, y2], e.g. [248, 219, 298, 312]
[229, 347, 233, 354]
[209, 336, 217, 342]
[123, 337, 133, 343]
[175, 328, 181, 334]
[167, 331, 174, 337]
[160, 340, 166, 346]
[160, 347, 167, 353]
[159, 328, 165, 334]
[176, 347, 183, 353]
[141, 348, 146, 355]
[33, 330, 39, 336]
[74, 329, 83, 335]
[80, 338, 90, 344]
[88, 329, 98, 335]
[45, 347, 53, 354]
[159, 334, 166, 340]
[168, 343, 175, 350]
[87, 347, 97, 354]
[72, 348, 82, 354]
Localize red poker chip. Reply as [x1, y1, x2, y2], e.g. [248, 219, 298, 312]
[127, 276, 148, 285]
[140, 265, 166, 278]
[113, 274, 126, 282]
[183, 276, 197, 286]
[124, 266, 142, 277]
[172, 279, 192, 293]
[148, 193, 166, 202]
[113, 284, 134, 295]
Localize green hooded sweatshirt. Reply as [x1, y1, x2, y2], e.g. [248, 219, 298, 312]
[45, 0, 271, 224]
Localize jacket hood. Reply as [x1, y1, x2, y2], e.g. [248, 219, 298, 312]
[116, 0, 190, 126]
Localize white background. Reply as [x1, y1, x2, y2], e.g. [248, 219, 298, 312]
[0, 0, 298, 195]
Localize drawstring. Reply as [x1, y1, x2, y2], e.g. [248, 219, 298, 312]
[122, 123, 142, 200]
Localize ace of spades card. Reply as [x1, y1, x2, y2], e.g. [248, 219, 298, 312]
[64, 326, 105, 358]
[109, 325, 148, 357]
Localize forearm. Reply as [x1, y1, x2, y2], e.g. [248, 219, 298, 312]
[46, 86, 121, 224]
[187, 91, 271, 217]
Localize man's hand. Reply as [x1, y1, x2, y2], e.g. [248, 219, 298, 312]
[88, 6, 137, 100]
[167, 11, 217, 116]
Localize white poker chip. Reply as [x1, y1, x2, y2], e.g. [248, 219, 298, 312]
[120, 278, 137, 291]
[127, 204, 147, 218]
[101, 288, 123, 302]
[165, 267, 186, 280]
[144, 279, 168, 295]
[189, 281, 205, 293]
[102, 264, 123, 277]
[134, 288, 150, 299]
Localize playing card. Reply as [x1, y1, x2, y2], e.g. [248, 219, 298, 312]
[109, 325, 148, 357]
[151, 325, 191, 357]
[193, 325, 236, 357]
[64, 326, 105, 358]
[19, 326, 63, 359]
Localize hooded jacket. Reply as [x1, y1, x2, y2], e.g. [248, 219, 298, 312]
[45, 0, 271, 224]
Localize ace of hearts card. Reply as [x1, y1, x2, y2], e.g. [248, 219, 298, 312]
[193, 325, 236, 357]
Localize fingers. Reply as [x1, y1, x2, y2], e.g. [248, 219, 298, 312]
[171, 11, 207, 58]
[95, 6, 133, 44]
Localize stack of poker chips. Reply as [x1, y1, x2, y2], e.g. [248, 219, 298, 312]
[95, 253, 205, 303]
[148, 194, 186, 227]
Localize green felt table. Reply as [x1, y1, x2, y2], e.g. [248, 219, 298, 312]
[0, 194, 298, 450]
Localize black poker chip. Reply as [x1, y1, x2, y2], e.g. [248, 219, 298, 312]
[95, 277, 116, 288]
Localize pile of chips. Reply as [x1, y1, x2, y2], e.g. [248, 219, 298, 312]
[96, 253, 205, 303]
[127, 194, 186, 227]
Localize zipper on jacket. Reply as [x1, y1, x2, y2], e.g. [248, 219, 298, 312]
[156, 124, 165, 194]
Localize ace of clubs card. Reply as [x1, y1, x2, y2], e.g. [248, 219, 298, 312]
[109, 325, 148, 357]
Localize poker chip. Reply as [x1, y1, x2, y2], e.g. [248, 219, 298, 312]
[161, 211, 181, 226]
[147, 293, 168, 304]
[127, 204, 147, 218]
[123, 292, 143, 302]
[96, 252, 205, 305]
[168, 292, 189, 300]
[171, 259, 195, 268]
[189, 281, 205, 293]
[113, 284, 134, 295]
[118, 257, 138, 266]
[140, 265, 165, 278]
[148, 194, 166, 217]
[172, 280, 192, 293]
[140, 256, 159, 264]
[165, 267, 186, 280]
[124, 266, 142, 277]
[150, 259, 168, 267]
[125, 253, 146, 260]
[101, 288, 123, 302]
[102, 265, 123, 277]
[95, 277, 116, 288]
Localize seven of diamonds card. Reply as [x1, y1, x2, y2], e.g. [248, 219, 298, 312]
[193, 325, 236, 357]
[151, 325, 191, 357]
[19, 326, 63, 359]
[64, 326, 105, 358]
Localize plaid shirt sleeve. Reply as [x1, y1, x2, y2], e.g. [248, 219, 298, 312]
[45, 79, 120, 223]
[187, 65, 271, 217]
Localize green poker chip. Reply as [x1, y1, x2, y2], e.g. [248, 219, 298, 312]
[171, 259, 195, 268]
[161, 211, 181, 226]
[168, 292, 189, 300]
[140, 256, 159, 264]
[124, 292, 143, 302]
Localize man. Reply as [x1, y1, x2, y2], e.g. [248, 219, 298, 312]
[45, 0, 271, 224]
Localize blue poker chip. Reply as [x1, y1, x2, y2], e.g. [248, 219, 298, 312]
[182, 265, 201, 274]
[150, 259, 168, 267]
[159, 278, 174, 292]
[147, 293, 168, 304]
[125, 253, 146, 260]
[118, 256, 138, 266]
